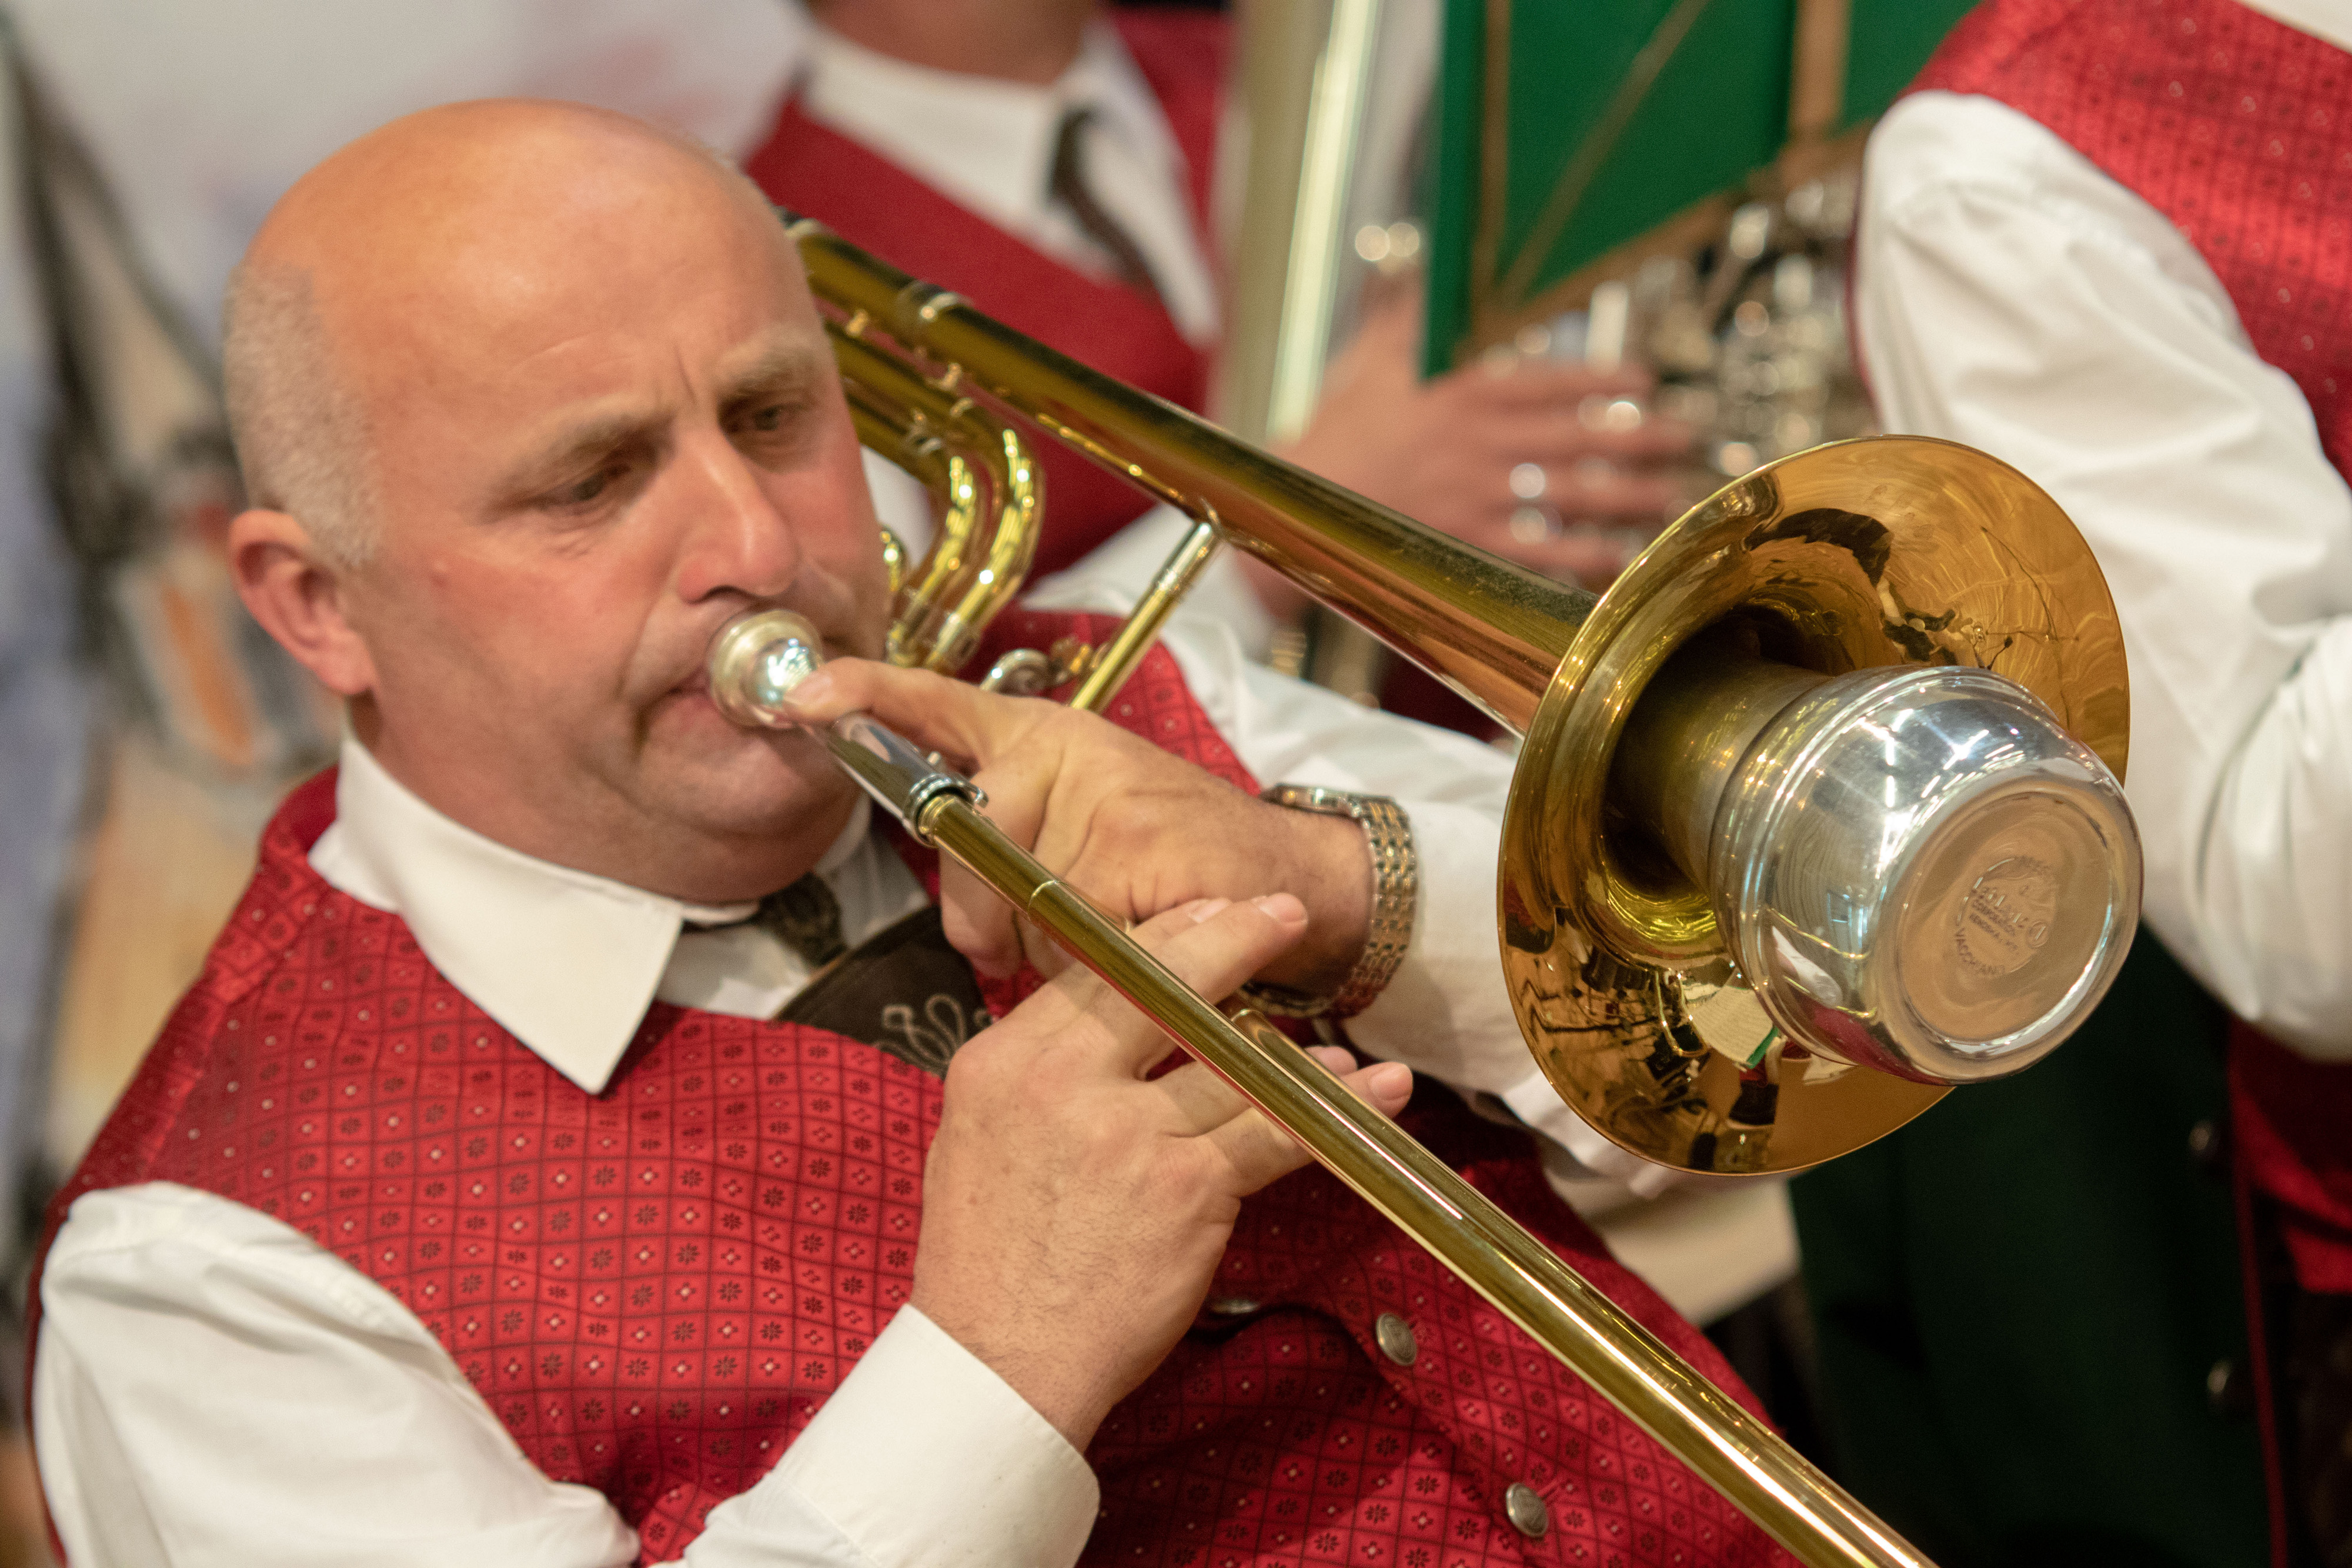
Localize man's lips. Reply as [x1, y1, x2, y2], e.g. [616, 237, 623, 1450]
[647, 664, 736, 726]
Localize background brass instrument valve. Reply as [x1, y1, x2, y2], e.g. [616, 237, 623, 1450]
[1504, 172, 1875, 491]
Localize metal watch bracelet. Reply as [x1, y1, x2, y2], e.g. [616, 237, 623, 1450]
[1237, 783, 1417, 1020]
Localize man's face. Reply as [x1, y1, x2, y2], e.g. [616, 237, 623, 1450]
[331, 152, 888, 895]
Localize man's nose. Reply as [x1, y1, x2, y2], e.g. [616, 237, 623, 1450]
[670, 431, 803, 603]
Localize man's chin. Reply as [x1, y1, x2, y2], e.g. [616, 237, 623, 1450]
[654, 711, 853, 834]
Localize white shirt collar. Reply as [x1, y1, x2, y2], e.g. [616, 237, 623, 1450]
[309, 734, 880, 1095]
[802, 26, 1061, 235]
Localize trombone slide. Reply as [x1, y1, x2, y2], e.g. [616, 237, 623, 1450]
[706, 605, 1930, 1568]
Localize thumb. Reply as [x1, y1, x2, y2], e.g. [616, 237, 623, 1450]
[779, 657, 1028, 771]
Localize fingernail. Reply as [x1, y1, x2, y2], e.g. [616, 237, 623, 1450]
[1251, 892, 1306, 924]
[1188, 897, 1232, 923]
[778, 669, 835, 712]
[1368, 1062, 1413, 1099]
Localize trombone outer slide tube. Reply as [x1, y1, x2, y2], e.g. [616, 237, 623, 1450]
[913, 793, 1930, 1568]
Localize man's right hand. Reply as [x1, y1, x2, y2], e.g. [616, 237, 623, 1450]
[908, 892, 1414, 1452]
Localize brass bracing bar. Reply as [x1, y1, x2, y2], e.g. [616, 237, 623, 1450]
[1066, 516, 1224, 712]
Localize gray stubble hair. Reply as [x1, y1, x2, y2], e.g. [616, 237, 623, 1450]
[220, 259, 379, 571]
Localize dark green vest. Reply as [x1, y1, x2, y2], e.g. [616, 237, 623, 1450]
[1792, 935, 2267, 1567]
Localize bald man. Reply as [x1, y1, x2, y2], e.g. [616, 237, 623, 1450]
[26, 102, 1783, 1568]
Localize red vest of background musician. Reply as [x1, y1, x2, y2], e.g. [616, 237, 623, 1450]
[744, 13, 1224, 581]
[38, 609, 1791, 1567]
[1913, 0, 2352, 1293]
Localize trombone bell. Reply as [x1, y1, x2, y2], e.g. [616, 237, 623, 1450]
[1500, 436, 2138, 1174]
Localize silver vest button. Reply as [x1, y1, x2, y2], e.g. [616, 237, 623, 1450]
[1205, 1295, 1261, 1317]
[1373, 1312, 1418, 1366]
[1505, 1481, 1549, 1539]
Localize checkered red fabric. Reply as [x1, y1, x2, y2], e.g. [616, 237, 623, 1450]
[1915, 0, 2352, 472]
[1088, 1152, 1785, 1567]
[39, 613, 1788, 1566]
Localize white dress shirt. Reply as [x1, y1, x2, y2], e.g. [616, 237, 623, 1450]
[37, 599, 1594, 1567]
[1854, 4, 2352, 1061]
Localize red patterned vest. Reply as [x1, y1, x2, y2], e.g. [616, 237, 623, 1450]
[36, 609, 1786, 1567]
[743, 12, 1222, 581]
[1914, 0, 2352, 1298]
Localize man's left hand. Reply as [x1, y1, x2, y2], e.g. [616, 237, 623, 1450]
[779, 661, 1374, 990]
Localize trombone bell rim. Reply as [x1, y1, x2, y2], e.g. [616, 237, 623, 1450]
[1500, 434, 2135, 1175]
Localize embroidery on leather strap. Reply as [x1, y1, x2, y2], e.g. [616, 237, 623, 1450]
[777, 905, 988, 1076]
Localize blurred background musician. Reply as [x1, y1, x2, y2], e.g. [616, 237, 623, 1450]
[1796, 1, 2352, 1562]
[746, 0, 1696, 664]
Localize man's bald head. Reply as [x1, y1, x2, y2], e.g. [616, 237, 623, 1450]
[222, 99, 784, 572]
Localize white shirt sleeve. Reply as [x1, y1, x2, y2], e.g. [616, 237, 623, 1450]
[1151, 611, 1518, 1069]
[36, 1183, 1097, 1568]
[1855, 91, 2352, 1062]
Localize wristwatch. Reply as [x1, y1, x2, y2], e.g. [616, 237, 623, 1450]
[1237, 783, 1417, 1020]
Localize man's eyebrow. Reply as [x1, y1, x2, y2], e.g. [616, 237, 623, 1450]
[718, 340, 830, 409]
[497, 405, 667, 499]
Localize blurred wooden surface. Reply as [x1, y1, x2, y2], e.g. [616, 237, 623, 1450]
[49, 736, 264, 1165]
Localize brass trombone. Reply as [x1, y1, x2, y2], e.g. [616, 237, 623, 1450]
[707, 213, 2144, 1568]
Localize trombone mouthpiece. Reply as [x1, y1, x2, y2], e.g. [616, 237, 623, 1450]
[701, 604, 987, 833]
[707, 609, 827, 728]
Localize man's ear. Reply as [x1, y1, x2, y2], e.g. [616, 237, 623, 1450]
[228, 508, 376, 697]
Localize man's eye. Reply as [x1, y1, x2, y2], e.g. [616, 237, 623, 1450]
[746, 404, 786, 434]
[553, 464, 622, 509]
